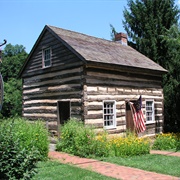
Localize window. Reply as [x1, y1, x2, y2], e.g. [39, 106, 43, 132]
[103, 100, 116, 129]
[42, 48, 51, 68]
[145, 100, 155, 123]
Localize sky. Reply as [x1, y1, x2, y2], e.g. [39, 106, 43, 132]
[1, 0, 180, 53]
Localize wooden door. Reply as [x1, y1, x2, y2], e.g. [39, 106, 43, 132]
[126, 102, 135, 133]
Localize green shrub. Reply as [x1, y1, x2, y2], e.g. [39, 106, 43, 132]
[57, 119, 80, 154]
[56, 119, 150, 158]
[152, 133, 178, 150]
[0, 121, 39, 179]
[105, 133, 150, 157]
[93, 131, 110, 157]
[0, 117, 49, 160]
[176, 134, 180, 151]
[56, 119, 109, 157]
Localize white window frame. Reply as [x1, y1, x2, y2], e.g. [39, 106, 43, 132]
[103, 100, 116, 129]
[145, 99, 155, 124]
[42, 48, 51, 68]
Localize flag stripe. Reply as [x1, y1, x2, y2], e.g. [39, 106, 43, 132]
[129, 102, 146, 134]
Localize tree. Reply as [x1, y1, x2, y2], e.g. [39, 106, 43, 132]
[0, 44, 28, 117]
[1, 44, 27, 81]
[122, 0, 180, 132]
[162, 25, 180, 132]
[110, 24, 117, 41]
[123, 0, 179, 67]
[3, 44, 26, 57]
[2, 78, 23, 117]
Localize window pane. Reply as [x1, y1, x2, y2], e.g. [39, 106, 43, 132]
[146, 100, 154, 122]
[147, 116, 152, 121]
[45, 49, 50, 59]
[43, 48, 51, 67]
[103, 101, 115, 127]
[45, 60, 51, 67]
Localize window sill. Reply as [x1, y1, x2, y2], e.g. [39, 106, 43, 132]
[146, 121, 155, 125]
[104, 126, 116, 130]
[42, 65, 51, 69]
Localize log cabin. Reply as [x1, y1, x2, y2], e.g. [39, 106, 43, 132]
[19, 25, 167, 137]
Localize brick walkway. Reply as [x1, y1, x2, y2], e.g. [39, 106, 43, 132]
[151, 150, 180, 157]
[48, 151, 180, 180]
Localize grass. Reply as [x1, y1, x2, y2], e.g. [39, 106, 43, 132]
[32, 154, 180, 179]
[163, 148, 180, 152]
[98, 154, 180, 177]
[32, 160, 116, 180]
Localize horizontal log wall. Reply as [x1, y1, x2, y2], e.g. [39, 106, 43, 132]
[22, 30, 84, 134]
[21, 30, 164, 136]
[22, 67, 84, 134]
[84, 68, 164, 136]
[22, 30, 83, 77]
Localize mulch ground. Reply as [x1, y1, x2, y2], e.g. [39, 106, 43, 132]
[48, 150, 180, 180]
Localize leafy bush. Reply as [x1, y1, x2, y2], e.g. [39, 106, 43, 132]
[93, 131, 110, 157]
[104, 133, 150, 157]
[0, 117, 49, 179]
[152, 133, 180, 151]
[0, 117, 49, 160]
[0, 120, 40, 179]
[56, 119, 109, 157]
[57, 119, 80, 154]
[56, 119, 150, 157]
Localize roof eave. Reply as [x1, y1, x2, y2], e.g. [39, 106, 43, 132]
[47, 25, 87, 64]
[85, 60, 168, 76]
[18, 25, 48, 78]
[19, 25, 87, 78]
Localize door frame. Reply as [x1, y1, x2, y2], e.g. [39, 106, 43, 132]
[125, 101, 135, 134]
[57, 100, 71, 138]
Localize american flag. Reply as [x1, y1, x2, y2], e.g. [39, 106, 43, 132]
[129, 96, 146, 134]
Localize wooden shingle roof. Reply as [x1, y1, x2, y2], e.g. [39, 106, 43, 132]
[47, 25, 167, 73]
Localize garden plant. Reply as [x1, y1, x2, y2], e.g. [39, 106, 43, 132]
[152, 133, 180, 151]
[56, 118, 150, 158]
[0, 117, 49, 179]
[56, 118, 109, 157]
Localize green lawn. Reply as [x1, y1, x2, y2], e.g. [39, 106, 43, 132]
[32, 160, 116, 180]
[32, 154, 180, 179]
[98, 154, 180, 177]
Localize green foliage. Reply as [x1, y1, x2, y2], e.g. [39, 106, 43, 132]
[107, 133, 150, 157]
[152, 133, 180, 150]
[0, 78, 22, 117]
[57, 119, 81, 153]
[110, 24, 117, 41]
[3, 44, 26, 57]
[0, 117, 49, 160]
[57, 119, 150, 157]
[93, 131, 110, 157]
[0, 120, 40, 179]
[123, 0, 179, 66]
[162, 25, 180, 132]
[1, 44, 27, 81]
[0, 43, 28, 118]
[122, 0, 180, 133]
[56, 118, 109, 157]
